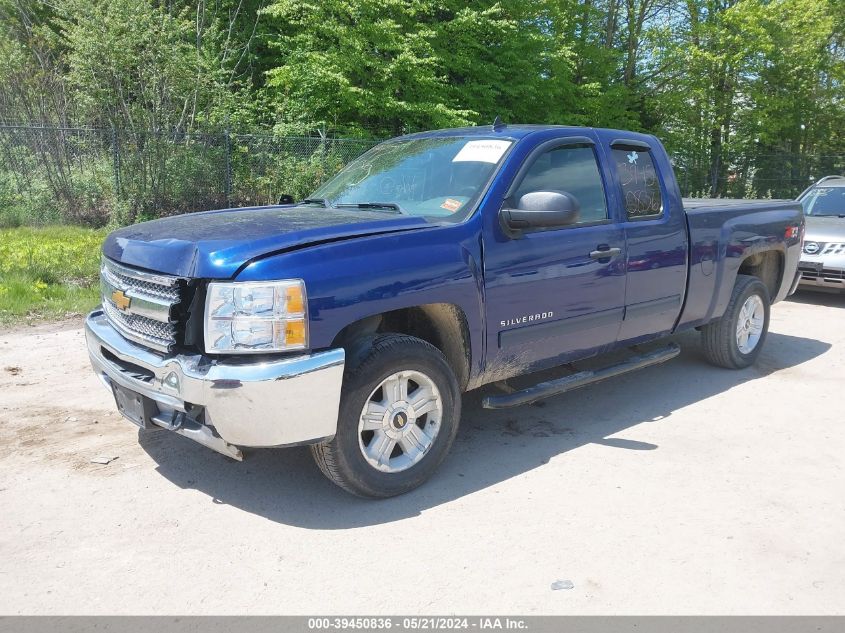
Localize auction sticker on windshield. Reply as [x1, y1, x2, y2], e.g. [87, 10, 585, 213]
[452, 139, 512, 163]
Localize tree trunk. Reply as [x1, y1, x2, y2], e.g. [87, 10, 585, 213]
[574, 0, 593, 84]
[709, 66, 734, 197]
[605, 0, 619, 47]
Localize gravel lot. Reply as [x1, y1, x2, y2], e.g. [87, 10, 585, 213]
[1, 291, 844, 615]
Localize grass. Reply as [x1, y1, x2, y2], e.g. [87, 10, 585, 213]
[0, 226, 105, 324]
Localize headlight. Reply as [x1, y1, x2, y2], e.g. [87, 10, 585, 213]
[204, 280, 308, 353]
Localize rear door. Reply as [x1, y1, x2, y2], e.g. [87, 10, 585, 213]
[603, 137, 689, 342]
[482, 135, 627, 378]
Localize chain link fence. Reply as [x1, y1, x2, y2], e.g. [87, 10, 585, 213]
[2, 123, 843, 227]
[0, 124, 380, 227]
[674, 153, 845, 199]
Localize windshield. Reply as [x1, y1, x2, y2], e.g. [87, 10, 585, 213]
[308, 136, 513, 221]
[801, 186, 845, 217]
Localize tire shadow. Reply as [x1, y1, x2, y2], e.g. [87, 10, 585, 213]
[138, 329, 831, 528]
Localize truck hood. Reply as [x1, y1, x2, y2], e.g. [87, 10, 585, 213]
[805, 215, 845, 242]
[102, 205, 431, 278]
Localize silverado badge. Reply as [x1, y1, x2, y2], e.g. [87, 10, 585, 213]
[111, 289, 131, 311]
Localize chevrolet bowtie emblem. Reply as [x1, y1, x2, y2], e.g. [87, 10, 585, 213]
[111, 289, 131, 311]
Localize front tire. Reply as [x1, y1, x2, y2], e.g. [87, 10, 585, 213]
[311, 334, 461, 498]
[701, 274, 771, 369]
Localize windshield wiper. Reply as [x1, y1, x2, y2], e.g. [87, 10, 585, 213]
[300, 198, 330, 207]
[335, 202, 408, 215]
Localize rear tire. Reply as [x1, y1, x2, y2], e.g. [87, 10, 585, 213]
[311, 334, 461, 498]
[701, 274, 770, 369]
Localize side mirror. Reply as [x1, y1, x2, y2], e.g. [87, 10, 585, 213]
[278, 194, 295, 205]
[500, 191, 580, 236]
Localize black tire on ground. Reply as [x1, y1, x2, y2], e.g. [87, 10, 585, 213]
[700, 274, 771, 369]
[310, 334, 461, 498]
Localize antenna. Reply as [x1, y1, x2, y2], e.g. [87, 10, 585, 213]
[492, 115, 505, 131]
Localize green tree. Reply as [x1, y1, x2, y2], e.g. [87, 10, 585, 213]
[746, 0, 845, 195]
[261, 0, 476, 136]
[647, 0, 844, 197]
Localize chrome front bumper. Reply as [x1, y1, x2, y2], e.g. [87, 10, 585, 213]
[797, 262, 845, 292]
[85, 310, 345, 457]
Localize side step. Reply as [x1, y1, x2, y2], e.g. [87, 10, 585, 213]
[481, 343, 681, 409]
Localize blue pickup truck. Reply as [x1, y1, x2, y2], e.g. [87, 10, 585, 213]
[86, 124, 803, 497]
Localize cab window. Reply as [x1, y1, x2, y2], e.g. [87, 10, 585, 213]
[611, 148, 663, 219]
[514, 146, 608, 224]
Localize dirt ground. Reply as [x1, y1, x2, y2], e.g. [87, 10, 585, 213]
[1, 291, 844, 615]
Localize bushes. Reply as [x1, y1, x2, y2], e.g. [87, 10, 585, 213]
[0, 169, 112, 229]
[0, 144, 61, 227]
[0, 128, 116, 227]
[232, 141, 355, 206]
[0, 126, 376, 227]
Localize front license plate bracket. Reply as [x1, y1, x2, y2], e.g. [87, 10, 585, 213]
[111, 383, 157, 430]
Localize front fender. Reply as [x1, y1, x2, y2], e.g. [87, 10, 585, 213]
[234, 218, 486, 382]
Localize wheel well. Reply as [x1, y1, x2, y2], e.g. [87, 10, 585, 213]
[331, 304, 472, 391]
[738, 250, 783, 299]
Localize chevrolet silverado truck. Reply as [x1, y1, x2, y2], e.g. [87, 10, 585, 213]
[86, 124, 804, 497]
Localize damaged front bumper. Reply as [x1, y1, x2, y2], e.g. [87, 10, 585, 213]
[85, 309, 345, 460]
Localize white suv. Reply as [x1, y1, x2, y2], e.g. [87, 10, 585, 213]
[797, 176, 845, 293]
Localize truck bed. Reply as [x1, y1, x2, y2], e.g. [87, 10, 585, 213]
[677, 197, 803, 332]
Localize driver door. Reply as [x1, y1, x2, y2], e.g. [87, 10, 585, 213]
[482, 138, 627, 377]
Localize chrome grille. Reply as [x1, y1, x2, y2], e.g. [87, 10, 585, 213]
[805, 241, 845, 256]
[103, 301, 176, 350]
[104, 265, 180, 302]
[821, 242, 845, 256]
[100, 258, 183, 352]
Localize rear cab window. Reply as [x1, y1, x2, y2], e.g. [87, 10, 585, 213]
[611, 146, 664, 220]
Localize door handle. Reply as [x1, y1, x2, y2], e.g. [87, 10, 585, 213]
[589, 247, 622, 260]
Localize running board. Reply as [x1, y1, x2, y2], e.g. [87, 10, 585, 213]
[481, 343, 681, 409]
